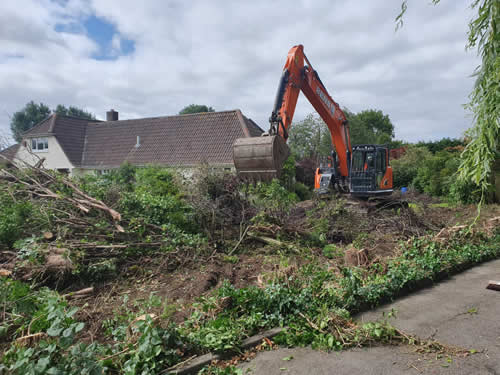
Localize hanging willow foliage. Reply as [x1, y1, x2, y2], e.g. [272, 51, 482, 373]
[396, 0, 499, 207]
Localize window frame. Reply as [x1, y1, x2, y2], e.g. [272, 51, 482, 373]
[30, 137, 49, 152]
[376, 149, 386, 173]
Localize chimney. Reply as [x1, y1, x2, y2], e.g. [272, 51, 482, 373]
[135, 136, 141, 148]
[106, 109, 119, 121]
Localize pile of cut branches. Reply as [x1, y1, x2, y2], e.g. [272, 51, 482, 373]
[0, 158, 201, 283]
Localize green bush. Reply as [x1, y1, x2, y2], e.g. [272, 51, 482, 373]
[449, 178, 482, 204]
[278, 155, 312, 201]
[293, 182, 312, 201]
[119, 191, 198, 233]
[110, 162, 137, 188]
[122, 318, 182, 374]
[391, 146, 432, 188]
[248, 180, 298, 224]
[415, 138, 464, 153]
[391, 145, 481, 204]
[322, 244, 342, 259]
[0, 282, 102, 375]
[135, 166, 180, 196]
[0, 193, 32, 247]
[279, 154, 296, 190]
[79, 165, 199, 234]
[413, 151, 458, 196]
[77, 173, 115, 202]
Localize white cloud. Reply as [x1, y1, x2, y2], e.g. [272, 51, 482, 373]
[0, 0, 480, 143]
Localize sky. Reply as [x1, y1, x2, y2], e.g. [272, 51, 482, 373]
[0, 0, 480, 144]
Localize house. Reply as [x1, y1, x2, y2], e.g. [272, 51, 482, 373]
[3, 109, 263, 176]
[0, 144, 20, 167]
[389, 146, 407, 160]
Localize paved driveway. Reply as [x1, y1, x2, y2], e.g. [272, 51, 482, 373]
[240, 259, 500, 374]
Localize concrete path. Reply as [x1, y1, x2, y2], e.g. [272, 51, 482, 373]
[239, 259, 500, 374]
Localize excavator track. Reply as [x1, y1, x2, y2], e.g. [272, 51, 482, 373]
[233, 135, 290, 182]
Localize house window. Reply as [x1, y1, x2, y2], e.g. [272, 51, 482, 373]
[30, 137, 49, 152]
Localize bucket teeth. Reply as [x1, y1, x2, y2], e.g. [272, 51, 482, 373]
[233, 135, 290, 182]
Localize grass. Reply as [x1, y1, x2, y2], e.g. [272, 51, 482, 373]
[430, 202, 451, 208]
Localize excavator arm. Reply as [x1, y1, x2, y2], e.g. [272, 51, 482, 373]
[233, 45, 351, 181]
[269, 45, 351, 177]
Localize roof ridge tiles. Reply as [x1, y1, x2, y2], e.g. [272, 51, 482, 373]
[21, 114, 55, 136]
[86, 109, 241, 125]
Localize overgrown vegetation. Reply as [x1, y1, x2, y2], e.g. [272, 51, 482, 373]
[1, 227, 497, 373]
[391, 145, 483, 203]
[1, 160, 498, 373]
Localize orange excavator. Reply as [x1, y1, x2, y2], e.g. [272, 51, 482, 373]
[233, 44, 393, 196]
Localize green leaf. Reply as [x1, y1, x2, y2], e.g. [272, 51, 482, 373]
[328, 335, 334, 348]
[35, 356, 50, 371]
[47, 326, 63, 337]
[67, 306, 78, 317]
[74, 322, 85, 333]
[62, 328, 73, 338]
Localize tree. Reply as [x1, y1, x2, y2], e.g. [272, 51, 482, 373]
[178, 104, 215, 115]
[0, 131, 12, 151]
[346, 109, 395, 145]
[288, 114, 330, 160]
[54, 105, 95, 120]
[288, 109, 396, 160]
[415, 138, 465, 153]
[10, 102, 96, 142]
[10, 101, 51, 142]
[397, 0, 499, 204]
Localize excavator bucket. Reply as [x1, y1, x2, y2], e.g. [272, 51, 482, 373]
[233, 135, 290, 182]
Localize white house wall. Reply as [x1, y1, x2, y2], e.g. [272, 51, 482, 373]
[15, 136, 74, 171]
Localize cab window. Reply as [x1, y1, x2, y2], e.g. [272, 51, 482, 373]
[376, 150, 386, 173]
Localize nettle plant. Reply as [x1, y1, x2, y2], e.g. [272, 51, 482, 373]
[1, 294, 102, 375]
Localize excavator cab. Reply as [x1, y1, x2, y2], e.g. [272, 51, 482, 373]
[350, 145, 393, 196]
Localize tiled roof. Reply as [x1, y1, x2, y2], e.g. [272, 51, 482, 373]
[0, 143, 20, 161]
[21, 116, 54, 136]
[21, 109, 263, 168]
[52, 116, 89, 166]
[22, 115, 90, 166]
[82, 110, 263, 168]
[244, 117, 265, 137]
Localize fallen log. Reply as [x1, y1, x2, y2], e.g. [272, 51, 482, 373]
[15, 332, 47, 347]
[486, 280, 500, 291]
[64, 287, 94, 299]
[248, 232, 299, 253]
